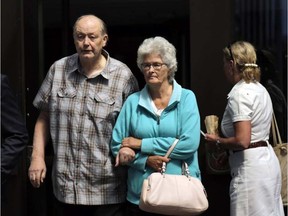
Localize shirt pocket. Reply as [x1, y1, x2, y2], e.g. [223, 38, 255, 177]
[90, 92, 121, 121]
[51, 87, 77, 113]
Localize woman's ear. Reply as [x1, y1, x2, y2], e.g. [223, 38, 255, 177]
[229, 60, 235, 73]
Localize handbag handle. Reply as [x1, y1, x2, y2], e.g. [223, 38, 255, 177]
[271, 112, 283, 146]
[164, 138, 179, 158]
[161, 138, 190, 177]
[161, 139, 179, 173]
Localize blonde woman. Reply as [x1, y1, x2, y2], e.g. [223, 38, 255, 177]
[205, 41, 284, 216]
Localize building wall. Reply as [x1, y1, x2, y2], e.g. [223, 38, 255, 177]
[189, 1, 232, 215]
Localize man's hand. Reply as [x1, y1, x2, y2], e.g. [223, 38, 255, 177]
[115, 147, 135, 167]
[28, 156, 46, 188]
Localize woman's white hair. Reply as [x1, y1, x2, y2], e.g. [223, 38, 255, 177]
[137, 36, 178, 83]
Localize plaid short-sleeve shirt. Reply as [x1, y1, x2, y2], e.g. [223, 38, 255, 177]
[33, 50, 139, 205]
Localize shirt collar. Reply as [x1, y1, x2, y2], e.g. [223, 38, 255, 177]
[139, 79, 182, 110]
[227, 79, 245, 99]
[66, 49, 110, 79]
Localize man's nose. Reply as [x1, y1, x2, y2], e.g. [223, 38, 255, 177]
[83, 36, 90, 44]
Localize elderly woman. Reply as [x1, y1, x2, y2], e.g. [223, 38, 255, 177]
[205, 41, 284, 216]
[110, 36, 201, 216]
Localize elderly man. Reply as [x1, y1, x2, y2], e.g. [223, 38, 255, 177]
[28, 14, 138, 216]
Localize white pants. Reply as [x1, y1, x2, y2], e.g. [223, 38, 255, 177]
[229, 144, 284, 216]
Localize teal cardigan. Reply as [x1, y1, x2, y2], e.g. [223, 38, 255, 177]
[111, 80, 201, 205]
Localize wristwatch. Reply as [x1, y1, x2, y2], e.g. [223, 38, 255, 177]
[216, 139, 222, 149]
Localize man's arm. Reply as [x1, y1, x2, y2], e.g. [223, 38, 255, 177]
[28, 111, 50, 188]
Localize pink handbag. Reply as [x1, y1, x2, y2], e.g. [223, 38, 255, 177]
[139, 139, 209, 215]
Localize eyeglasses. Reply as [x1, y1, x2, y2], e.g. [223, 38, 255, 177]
[141, 63, 167, 71]
[227, 44, 234, 61]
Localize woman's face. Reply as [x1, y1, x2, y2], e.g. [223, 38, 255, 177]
[141, 53, 170, 86]
[223, 57, 234, 84]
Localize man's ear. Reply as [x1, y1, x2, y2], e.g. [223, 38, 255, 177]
[103, 34, 108, 47]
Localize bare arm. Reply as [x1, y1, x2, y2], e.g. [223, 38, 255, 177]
[28, 111, 50, 188]
[205, 121, 251, 151]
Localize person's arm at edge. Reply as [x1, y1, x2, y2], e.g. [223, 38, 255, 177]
[1, 74, 29, 183]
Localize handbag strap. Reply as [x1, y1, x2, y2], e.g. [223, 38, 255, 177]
[161, 100, 186, 174]
[162, 138, 190, 177]
[164, 138, 179, 158]
[161, 138, 179, 174]
[271, 112, 282, 146]
[164, 93, 182, 158]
